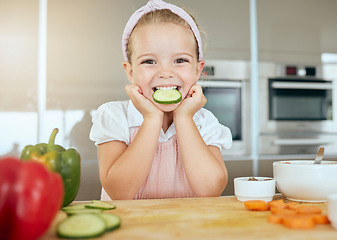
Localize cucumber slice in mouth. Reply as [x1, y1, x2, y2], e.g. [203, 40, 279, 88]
[152, 89, 182, 104]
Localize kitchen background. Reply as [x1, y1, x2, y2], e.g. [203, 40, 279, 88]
[1, 0, 337, 200]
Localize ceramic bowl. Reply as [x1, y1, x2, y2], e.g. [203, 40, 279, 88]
[273, 160, 337, 202]
[234, 177, 275, 202]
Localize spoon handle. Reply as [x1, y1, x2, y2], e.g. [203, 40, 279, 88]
[314, 147, 324, 164]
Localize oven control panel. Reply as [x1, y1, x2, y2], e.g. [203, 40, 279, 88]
[276, 64, 322, 78]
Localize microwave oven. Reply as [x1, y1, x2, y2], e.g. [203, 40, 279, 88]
[259, 63, 337, 155]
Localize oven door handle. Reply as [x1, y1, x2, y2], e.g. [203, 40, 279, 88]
[197, 81, 242, 88]
[273, 139, 332, 146]
[271, 82, 333, 90]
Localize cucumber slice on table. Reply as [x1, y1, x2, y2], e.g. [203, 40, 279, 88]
[57, 214, 106, 239]
[153, 89, 182, 104]
[64, 208, 103, 216]
[99, 213, 121, 231]
[62, 203, 103, 215]
[85, 200, 116, 210]
[62, 203, 87, 211]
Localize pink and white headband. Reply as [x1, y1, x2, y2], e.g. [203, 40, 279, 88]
[122, 0, 203, 62]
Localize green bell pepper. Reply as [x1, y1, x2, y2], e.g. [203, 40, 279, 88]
[20, 128, 81, 207]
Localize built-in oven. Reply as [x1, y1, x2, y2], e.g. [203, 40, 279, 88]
[197, 60, 251, 156]
[259, 63, 337, 155]
[198, 80, 250, 156]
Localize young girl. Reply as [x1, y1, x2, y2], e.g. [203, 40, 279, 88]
[90, 0, 232, 200]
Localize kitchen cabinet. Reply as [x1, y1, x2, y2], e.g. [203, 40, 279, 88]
[171, 0, 251, 60]
[0, 0, 39, 111]
[257, 0, 337, 63]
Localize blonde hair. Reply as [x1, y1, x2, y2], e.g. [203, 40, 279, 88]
[126, 9, 200, 63]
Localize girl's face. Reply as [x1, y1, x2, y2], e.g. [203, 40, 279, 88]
[123, 22, 205, 112]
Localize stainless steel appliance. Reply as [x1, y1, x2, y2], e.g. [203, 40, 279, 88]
[198, 60, 251, 156]
[259, 63, 337, 155]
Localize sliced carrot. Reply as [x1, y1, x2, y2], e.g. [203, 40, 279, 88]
[271, 208, 297, 216]
[268, 199, 284, 205]
[268, 214, 283, 224]
[268, 199, 286, 209]
[267, 200, 298, 210]
[296, 205, 322, 215]
[244, 200, 269, 211]
[312, 214, 330, 224]
[285, 202, 298, 210]
[282, 215, 316, 229]
[247, 199, 329, 228]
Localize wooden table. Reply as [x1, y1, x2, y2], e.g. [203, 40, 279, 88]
[41, 196, 337, 240]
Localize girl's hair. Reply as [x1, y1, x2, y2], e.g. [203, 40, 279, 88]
[126, 9, 200, 63]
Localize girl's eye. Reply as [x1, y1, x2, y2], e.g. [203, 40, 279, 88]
[175, 58, 189, 64]
[141, 59, 156, 64]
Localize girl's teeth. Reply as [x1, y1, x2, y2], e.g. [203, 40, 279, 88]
[156, 86, 177, 90]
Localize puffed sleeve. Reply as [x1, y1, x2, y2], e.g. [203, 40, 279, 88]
[89, 102, 130, 146]
[196, 108, 232, 151]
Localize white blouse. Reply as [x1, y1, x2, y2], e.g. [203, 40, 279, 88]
[89, 100, 232, 151]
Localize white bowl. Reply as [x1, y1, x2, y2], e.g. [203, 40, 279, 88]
[273, 160, 337, 202]
[234, 177, 275, 202]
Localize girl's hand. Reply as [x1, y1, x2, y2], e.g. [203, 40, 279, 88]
[173, 84, 206, 119]
[125, 84, 163, 120]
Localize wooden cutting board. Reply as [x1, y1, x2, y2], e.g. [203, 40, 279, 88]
[41, 196, 337, 240]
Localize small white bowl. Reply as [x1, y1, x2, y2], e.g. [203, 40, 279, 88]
[273, 160, 337, 202]
[234, 177, 275, 202]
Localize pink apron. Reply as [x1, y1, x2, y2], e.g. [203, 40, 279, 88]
[101, 127, 196, 200]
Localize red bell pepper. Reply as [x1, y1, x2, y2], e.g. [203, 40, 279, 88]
[0, 157, 64, 240]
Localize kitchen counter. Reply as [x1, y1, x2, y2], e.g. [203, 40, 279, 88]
[41, 196, 337, 240]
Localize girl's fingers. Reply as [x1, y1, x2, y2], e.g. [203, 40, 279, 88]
[185, 86, 194, 98]
[138, 87, 143, 94]
[126, 84, 142, 99]
[186, 84, 202, 98]
[192, 84, 203, 93]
